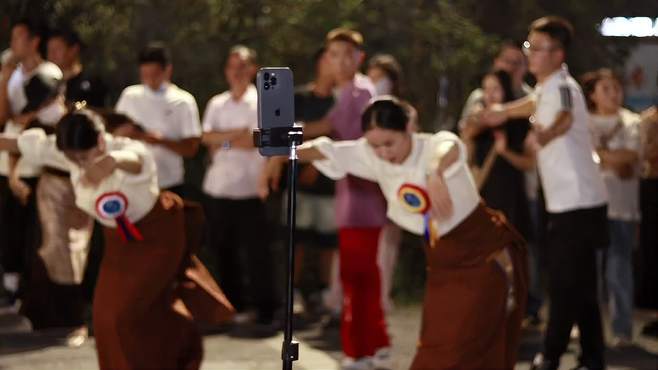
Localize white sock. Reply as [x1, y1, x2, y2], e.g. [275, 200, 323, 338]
[3, 273, 19, 293]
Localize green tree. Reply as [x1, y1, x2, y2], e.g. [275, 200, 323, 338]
[2, 0, 655, 128]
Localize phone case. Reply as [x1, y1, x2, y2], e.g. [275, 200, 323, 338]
[257, 67, 295, 156]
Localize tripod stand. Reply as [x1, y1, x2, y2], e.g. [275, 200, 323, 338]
[253, 125, 303, 370]
[282, 128, 302, 370]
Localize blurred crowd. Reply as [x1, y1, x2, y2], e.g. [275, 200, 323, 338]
[0, 14, 656, 370]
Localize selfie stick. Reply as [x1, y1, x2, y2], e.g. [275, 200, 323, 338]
[253, 125, 303, 370]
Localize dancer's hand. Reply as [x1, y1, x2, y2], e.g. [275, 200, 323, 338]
[427, 171, 453, 222]
[80, 155, 116, 187]
[8, 175, 30, 205]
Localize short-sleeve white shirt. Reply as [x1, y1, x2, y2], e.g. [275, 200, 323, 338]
[532, 69, 607, 213]
[17, 129, 159, 227]
[588, 108, 640, 221]
[115, 83, 201, 188]
[0, 61, 62, 177]
[201, 85, 265, 199]
[304, 131, 481, 236]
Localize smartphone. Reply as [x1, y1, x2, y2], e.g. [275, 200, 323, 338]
[257, 67, 295, 156]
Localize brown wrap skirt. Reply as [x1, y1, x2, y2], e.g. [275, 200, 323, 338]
[93, 192, 234, 370]
[410, 203, 528, 370]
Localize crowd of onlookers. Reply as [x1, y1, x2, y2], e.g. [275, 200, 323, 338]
[0, 14, 656, 370]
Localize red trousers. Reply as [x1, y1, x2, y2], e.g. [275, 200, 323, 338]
[339, 227, 390, 358]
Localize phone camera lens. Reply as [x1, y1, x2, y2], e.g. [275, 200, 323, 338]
[263, 72, 270, 80]
[264, 82, 270, 90]
[270, 77, 277, 85]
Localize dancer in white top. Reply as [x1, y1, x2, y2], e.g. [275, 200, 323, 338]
[261, 97, 528, 369]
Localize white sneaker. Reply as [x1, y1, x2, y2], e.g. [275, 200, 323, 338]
[341, 356, 374, 370]
[610, 335, 633, 349]
[232, 310, 256, 324]
[570, 325, 580, 340]
[3, 273, 19, 293]
[65, 326, 88, 348]
[293, 289, 305, 315]
[372, 347, 393, 370]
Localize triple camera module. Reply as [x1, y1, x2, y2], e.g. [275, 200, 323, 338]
[263, 71, 277, 90]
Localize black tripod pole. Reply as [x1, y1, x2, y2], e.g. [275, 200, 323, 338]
[282, 129, 302, 370]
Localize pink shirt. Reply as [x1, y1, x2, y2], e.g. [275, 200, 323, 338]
[327, 74, 387, 228]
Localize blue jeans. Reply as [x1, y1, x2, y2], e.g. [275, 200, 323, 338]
[601, 220, 636, 338]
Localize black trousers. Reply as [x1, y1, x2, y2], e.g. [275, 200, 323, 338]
[637, 178, 658, 309]
[544, 205, 608, 369]
[0, 176, 40, 276]
[205, 196, 276, 321]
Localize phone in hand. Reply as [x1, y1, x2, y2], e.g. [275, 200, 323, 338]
[256, 67, 295, 156]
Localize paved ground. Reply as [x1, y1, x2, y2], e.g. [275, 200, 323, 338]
[1, 304, 657, 370]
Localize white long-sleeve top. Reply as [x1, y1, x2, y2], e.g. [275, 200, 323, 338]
[17, 128, 159, 228]
[301, 131, 481, 236]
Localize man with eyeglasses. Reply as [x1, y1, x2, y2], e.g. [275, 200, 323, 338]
[482, 16, 608, 370]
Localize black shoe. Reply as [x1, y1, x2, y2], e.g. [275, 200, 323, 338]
[320, 313, 340, 330]
[523, 314, 542, 330]
[641, 320, 658, 338]
[229, 318, 280, 339]
[571, 365, 604, 370]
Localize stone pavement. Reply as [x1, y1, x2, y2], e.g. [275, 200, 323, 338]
[1, 305, 657, 369]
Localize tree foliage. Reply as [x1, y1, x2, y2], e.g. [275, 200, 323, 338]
[1, 0, 656, 129]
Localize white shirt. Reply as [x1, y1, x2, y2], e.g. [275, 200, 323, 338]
[303, 131, 481, 236]
[201, 85, 265, 199]
[0, 61, 62, 177]
[17, 129, 159, 227]
[115, 83, 201, 188]
[532, 69, 607, 213]
[589, 108, 640, 221]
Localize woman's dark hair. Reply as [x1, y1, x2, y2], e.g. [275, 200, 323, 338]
[361, 97, 409, 133]
[55, 108, 105, 151]
[580, 68, 623, 112]
[368, 54, 403, 97]
[483, 69, 515, 103]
